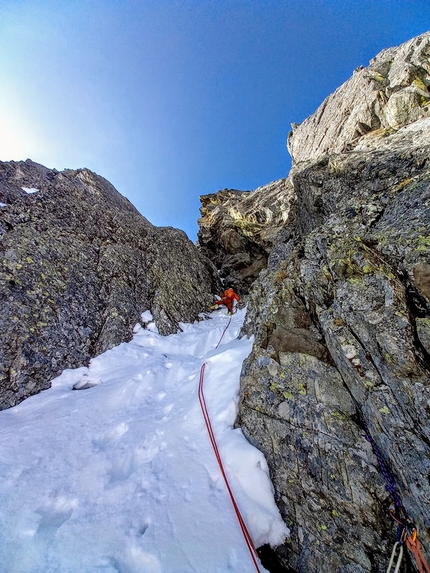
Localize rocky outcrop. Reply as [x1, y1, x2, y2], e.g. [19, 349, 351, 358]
[197, 179, 294, 293]
[195, 33, 430, 573]
[238, 118, 430, 571]
[0, 160, 220, 410]
[288, 32, 430, 165]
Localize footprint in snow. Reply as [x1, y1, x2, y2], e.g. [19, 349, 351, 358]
[92, 422, 129, 450]
[163, 404, 174, 416]
[35, 496, 77, 535]
[108, 444, 160, 483]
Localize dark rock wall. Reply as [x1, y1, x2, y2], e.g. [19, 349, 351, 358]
[197, 179, 295, 294]
[194, 33, 430, 573]
[237, 123, 430, 572]
[0, 160, 220, 410]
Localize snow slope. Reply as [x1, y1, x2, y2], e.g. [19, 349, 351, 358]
[0, 308, 288, 573]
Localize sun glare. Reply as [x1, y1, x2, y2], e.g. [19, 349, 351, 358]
[0, 112, 44, 162]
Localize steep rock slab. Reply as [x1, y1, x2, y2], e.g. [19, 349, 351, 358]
[238, 120, 430, 572]
[197, 179, 294, 293]
[288, 32, 430, 165]
[0, 160, 219, 410]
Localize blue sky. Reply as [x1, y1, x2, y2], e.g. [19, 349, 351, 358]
[1, 1, 429, 239]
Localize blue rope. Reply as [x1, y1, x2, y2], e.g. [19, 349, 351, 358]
[359, 414, 409, 521]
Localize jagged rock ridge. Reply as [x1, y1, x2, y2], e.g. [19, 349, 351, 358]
[288, 32, 430, 165]
[0, 160, 220, 410]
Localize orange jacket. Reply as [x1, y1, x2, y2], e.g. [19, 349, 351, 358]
[215, 288, 240, 307]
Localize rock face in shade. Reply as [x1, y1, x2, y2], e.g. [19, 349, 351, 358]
[197, 178, 295, 294]
[238, 119, 430, 572]
[288, 32, 430, 165]
[0, 160, 220, 410]
[197, 33, 430, 573]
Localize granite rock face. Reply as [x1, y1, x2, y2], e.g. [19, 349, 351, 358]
[195, 34, 430, 573]
[237, 123, 430, 572]
[288, 32, 430, 165]
[197, 179, 294, 294]
[0, 160, 220, 410]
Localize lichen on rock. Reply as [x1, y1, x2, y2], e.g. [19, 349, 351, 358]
[0, 160, 220, 410]
[195, 32, 430, 573]
[236, 128, 430, 570]
[197, 179, 295, 294]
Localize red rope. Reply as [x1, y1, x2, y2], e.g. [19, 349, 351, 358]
[198, 317, 262, 573]
[406, 534, 430, 573]
[215, 315, 232, 348]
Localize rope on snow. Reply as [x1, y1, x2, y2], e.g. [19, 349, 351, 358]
[198, 315, 262, 573]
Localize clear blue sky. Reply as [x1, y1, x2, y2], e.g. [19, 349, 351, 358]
[1, 1, 429, 240]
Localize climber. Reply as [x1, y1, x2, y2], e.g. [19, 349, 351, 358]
[210, 287, 240, 315]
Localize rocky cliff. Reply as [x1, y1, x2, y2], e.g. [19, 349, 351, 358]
[288, 32, 430, 165]
[198, 32, 430, 572]
[197, 179, 294, 294]
[0, 160, 220, 410]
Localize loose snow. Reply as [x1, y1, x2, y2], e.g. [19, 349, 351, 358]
[0, 308, 288, 573]
[21, 187, 39, 194]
